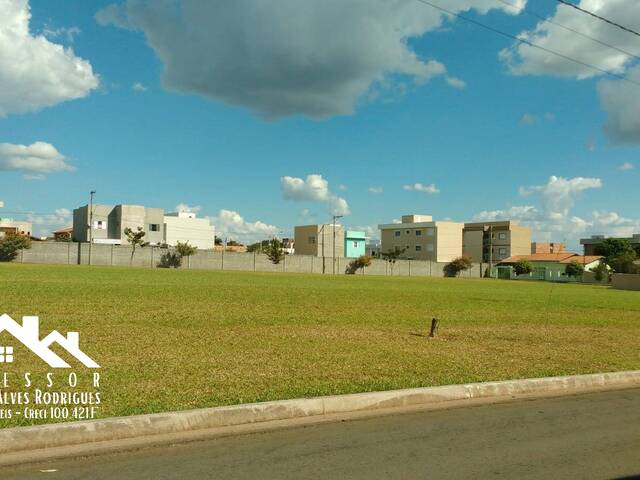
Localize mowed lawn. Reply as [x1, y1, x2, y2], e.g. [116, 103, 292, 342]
[1, 263, 639, 427]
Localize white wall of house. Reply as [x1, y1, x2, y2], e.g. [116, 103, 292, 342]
[163, 212, 215, 250]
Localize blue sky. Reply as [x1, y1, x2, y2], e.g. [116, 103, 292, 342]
[1, 0, 638, 248]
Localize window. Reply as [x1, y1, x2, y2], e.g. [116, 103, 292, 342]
[406, 230, 410, 234]
[149, 224, 160, 232]
[498, 232, 507, 240]
[426, 244, 434, 252]
[498, 248, 507, 255]
[415, 245, 422, 251]
[394, 231, 401, 237]
[353, 241, 358, 248]
[0, 346, 13, 363]
[308, 236, 316, 244]
[415, 230, 422, 236]
[94, 220, 106, 230]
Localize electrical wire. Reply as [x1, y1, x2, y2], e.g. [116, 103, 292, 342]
[556, 0, 640, 39]
[413, 0, 640, 88]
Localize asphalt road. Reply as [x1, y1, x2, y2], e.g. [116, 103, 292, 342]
[4, 389, 640, 480]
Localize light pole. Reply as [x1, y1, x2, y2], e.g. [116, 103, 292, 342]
[88, 190, 96, 266]
[332, 215, 343, 275]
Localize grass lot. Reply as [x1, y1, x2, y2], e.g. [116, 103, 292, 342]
[1, 263, 639, 427]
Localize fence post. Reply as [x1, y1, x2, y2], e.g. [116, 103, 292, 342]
[408, 259, 411, 277]
[111, 245, 114, 266]
[283, 253, 286, 273]
[67, 242, 71, 265]
[253, 251, 256, 272]
[221, 248, 224, 271]
[150, 246, 154, 268]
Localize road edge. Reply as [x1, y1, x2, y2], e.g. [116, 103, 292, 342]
[1, 370, 639, 466]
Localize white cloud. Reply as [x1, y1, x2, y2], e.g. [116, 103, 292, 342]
[471, 175, 640, 247]
[618, 162, 634, 171]
[281, 174, 350, 216]
[0, 0, 98, 116]
[445, 76, 466, 89]
[519, 175, 602, 218]
[132, 82, 147, 92]
[519, 113, 537, 126]
[26, 208, 72, 236]
[500, 0, 639, 80]
[174, 203, 201, 213]
[353, 224, 379, 241]
[0, 142, 75, 178]
[598, 65, 640, 143]
[368, 186, 384, 194]
[403, 182, 440, 194]
[338, 184, 348, 191]
[42, 25, 81, 43]
[208, 209, 279, 244]
[96, 0, 523, 119]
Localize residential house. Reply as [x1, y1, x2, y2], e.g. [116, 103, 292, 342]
[53, 226, 73, 241]
[0, 219, 32, 239]
[498, 252, 604, 281]
[463, 220, 531, 263]
[345, 231, 366, 258]
[580, 234, 640, 256]
[73, 204, 165, 245]
[378, 215, 463, 262]
[531, 242, 566, 254]
[294, 224, 345, 258]
[163, 211, 215, 250]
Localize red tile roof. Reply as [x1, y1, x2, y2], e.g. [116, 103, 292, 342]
[501, 252, 577, 263]
[559, 255, 604, 264]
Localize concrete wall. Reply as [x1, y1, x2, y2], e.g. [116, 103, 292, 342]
[612, 274, 640, 291]
[13, 242, 488, 278]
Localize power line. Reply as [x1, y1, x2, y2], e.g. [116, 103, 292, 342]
[556, 0, 640, 39]
[496, 0, 640, 62]
[413, 0, 640, 88]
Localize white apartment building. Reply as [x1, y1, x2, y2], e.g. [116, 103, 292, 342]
[163, 211, 215, 250]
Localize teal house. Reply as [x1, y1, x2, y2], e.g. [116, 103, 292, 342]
[344, 230, 366, 258]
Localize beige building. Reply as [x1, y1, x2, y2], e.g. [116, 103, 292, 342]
[294, 224, 344, 258]
[0, 219, 32, 238]
[463, 221, 531, 263]
[378, 215, 463, 262]
[531, 242, 566, 254]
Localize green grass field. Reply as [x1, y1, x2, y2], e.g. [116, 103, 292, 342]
[1, 263, 639, 428]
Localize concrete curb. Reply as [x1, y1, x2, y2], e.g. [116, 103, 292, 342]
[1, 371, 639, 465]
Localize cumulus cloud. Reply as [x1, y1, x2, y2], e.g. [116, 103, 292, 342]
[403, 182, 440, 194]
[26, 208, 72, 236]
[368, 186, 384, 194]
[174, 203, 201, 213]
[500, 0, 639, 80]
[0, 142, 75, 178]
[0, 0, 98, 116]
[445, 76, 466, 89]
[96, 0, 523, 119]
[281, 174, 350, 215]
[472, 175, 639, 246]
[618, 162, 634, 171]
[598, 65, 640, 143]
[208, 209, 279, 243]
[132, 82, 147, 92]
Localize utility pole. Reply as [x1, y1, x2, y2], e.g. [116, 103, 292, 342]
[320, 224, 325, 274]
[332, 215, 343, 275]
[88, 190, 96, 266]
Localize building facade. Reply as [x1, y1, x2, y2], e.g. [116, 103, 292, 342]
[531, 242, 566, 254]
[344, 231, 366, 258]
[294, 224, 345, 257]
[378, 214, 463, 263]
[463, 221, 531, 263]
[73, 204, 165, 245]
[163, 211, 215, 250]
[580, 234, 640, 256]
[0, 219, 32, 238]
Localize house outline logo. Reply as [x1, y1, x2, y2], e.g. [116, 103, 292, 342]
[0, 314, 99, 368]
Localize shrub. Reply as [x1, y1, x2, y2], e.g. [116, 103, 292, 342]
[175, 241, 197, 258]
[592, 261, 609, 282]
[512, 259, 533, 276]
[565, 260, 585, 278]
[443, 256, 473, 277]
[346, 255, 372, 274]
[158, 251, 182, 268]
[0, 234, 31, 262]
[264, 238, 284, 264]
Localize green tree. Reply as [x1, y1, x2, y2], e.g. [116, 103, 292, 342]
[346, 255, 372, 274]
[592, 261, 609, 282]
[443, 256, 473, 277]
[595, 238, 638, 273]
[565, 260, 585, 278]
[0, 234, 31, 262]
[175, 241, 197, 258]
[512, 259, 533, 276]
[247, 239, 270, 253]
[264, 238, 284, 264]
[124, 227, 146, 264]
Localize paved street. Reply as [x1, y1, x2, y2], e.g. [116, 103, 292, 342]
[4, 389, 640, 479]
